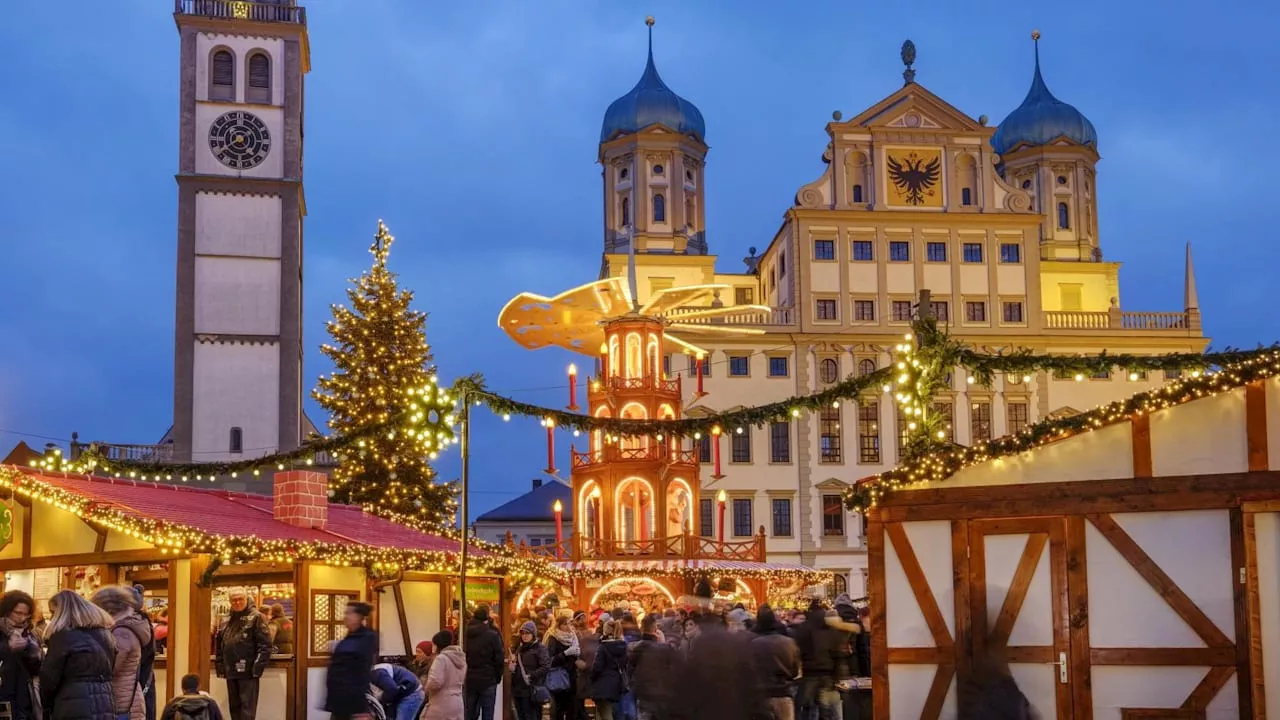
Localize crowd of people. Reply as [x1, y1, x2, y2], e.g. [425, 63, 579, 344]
[446, 593, 872, 720]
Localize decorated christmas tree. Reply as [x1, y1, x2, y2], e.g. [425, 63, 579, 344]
[313, 220, 458, 528]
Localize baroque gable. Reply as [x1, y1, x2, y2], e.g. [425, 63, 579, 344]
[841, 83, 984, 134]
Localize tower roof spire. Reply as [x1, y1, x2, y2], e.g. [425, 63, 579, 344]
[1184, 242, 1200, 311]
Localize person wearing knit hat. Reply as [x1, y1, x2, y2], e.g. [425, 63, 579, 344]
[412, 639, 435, 679]
[511, 622, 551, 720]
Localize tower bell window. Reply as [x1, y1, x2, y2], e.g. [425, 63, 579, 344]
[1057, 202, 1070, 229]
[653, 194, 666, 223]
[852, 184, 864, 203]
[620, 197, 630, 227]
[246, 52, 271, 104]
[961, 188, 973, 206]
[620, 167, 629, 181]
[210, 49, 235, 102]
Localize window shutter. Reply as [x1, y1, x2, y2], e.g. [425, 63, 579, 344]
[212, 51, 234, 86]
[248, 54, 270, 88]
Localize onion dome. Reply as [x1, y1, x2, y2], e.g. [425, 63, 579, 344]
[600, 17, 706, 143]
[992, 31, 1098, 155]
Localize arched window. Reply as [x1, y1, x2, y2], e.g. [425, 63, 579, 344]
[229, 427, 244, 454]
[819, 358, 839, 384]
[685, 197, 696, 230]
[210, 49, 235, 101]
[653, 194, 666, 223]
[858, 358, 876, 376]
[961, 188, 973, 206]
[828, 573, 848, 597]
[246, 52, 271, 104]
[1057, 202, 1070, 229]
[620, 197, 630, 227]
[852, 184, 864, 203]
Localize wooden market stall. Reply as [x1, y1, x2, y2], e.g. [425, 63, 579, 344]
[0, 465, 542, 720]
[861, 363, 1280, 719]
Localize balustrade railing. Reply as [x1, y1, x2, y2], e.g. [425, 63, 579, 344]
[70, 442, 174, 463]
[1043, 309, 1194, 332]
[666, 306, 794, 326]
[175, 0, 307, 24]
[509, 531, 767, 563]
[592, 376, 681, 394]
[1121, 311, 1190, 330]
[571, 446, 699, 469]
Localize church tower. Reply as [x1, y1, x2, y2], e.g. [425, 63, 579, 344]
[599, 18, 709, 260]
[172, 0, 309, 462]
[993, 32, 1101, 262]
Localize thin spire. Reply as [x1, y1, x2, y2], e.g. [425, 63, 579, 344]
[646, 16, 655, 62]
[1184, 242, 1200, 311]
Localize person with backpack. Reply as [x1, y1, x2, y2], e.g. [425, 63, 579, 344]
[160, 675, 224, 720]
[589, 620, 628, 720]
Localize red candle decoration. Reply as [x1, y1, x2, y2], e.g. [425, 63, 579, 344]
[600, 343, 609, 383]
[717, 489, 727, 544]
[711, 426, 724, 479]
[567, 363, 579, 411]
[695, 351, 706, 396]
[544, 418, 557, 474]
[553, 499, 564, 558]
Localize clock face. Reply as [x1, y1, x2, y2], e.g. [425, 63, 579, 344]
[208, 111, 271, 170]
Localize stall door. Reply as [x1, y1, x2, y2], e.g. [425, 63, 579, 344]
[969, 518, 1072, 718]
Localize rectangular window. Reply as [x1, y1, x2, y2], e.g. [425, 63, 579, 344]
[816, 299, 838, 320]
[963, 243, 984, 263]
[932, 402, 955, 443]
[1166, 369, 1183, 380]
[971, 401, 992, 443]
[889, 241, 910, 262]
[853, 300, 876, 321]
[1059, 284, 1083, 312]
[897, 408, 911, 461]
[1007, 402, 1029, 435]
[926, 242, 947, 262]
[733, 499, 753, 537]
[771, 498, 793, 537]
[1131, 369, 1148, 380]
[699, 498, 714, 537]
[768, 357, 789, 377]
[779, 252, 786, 276]
[961, 187, 973, 206]
[734, 287, 755, 305]
[822, 495, 845, 537]
[851, 240, 874, 261]
[965, 301, 986, 322]
[698, 435, 712, 463]
[731, 426, 752, 463]
[1000, 243, 1022, 263]
[891, 300, 913, 321]
[1091, 369, 1111, 380]
[770, 422, 791, 463]
[814, 239, 836, 261]
[858, 402, 881, 464]
[728, 356, 750, 376]
[1002, 301, 1025, 323]
[931, 301, 950, 322]
[820, 405, 842, 463]
[690, 356, 711, 377]
[311, 591, 356, 654]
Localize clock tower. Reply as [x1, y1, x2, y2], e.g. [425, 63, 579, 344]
[172, 0, 310, 463]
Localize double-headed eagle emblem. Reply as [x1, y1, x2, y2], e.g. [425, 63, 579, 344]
[887, 152, 941, 205]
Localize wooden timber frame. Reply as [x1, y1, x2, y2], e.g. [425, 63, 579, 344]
[864, 379, 1280, 720]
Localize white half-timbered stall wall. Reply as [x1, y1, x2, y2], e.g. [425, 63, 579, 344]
[867, 375, 1280, 719]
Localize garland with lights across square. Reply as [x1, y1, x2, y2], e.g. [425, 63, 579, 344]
[0, 465, 556, 583]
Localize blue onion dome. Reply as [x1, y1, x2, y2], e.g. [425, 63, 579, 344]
[600, 19, 706, 143]
[992, 32, 1098, 155]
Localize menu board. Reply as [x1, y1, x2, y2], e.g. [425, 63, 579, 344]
[33, 568, 61, 610]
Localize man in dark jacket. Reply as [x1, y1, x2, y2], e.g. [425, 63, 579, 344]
[791, 602, 851, 720]
[215, 589, 272, 720]
[463, 605, 505, 720]
[628, 615, 674, 720]
[751, 608, 800, 720]
[325, 601, 379, 720]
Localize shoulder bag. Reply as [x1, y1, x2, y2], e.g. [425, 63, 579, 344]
[516, 652, 551, 705]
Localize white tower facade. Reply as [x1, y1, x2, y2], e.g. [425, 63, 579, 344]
[172, 0, 309, 462]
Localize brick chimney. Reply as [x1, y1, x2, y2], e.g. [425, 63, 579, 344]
[273, 471, 328, 530]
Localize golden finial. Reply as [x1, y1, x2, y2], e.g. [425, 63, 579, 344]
[646, 16, 655, 27]
[1031, 29, 1041, 41]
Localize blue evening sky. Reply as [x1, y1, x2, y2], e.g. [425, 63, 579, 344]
[0, 1, 1276, 516]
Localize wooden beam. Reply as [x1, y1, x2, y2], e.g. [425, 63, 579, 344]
[392, 583, 412, 657]
[166, 560, 180, 706]
[920, 663, 954, 720]
[886, 647, 948, 664]
[1229, 509, 1256, 718]
[869, 470, 1280, 513]
[968, 524, 990, 661]
[187, 556, 213, 695]
[951, 519, 972, 689]
[1121, 710, 1199, 720]
[867, 520, 890, 720]
[1087, 514, 1233, 649]
[1246, 381, 1269, 472]
[293, 561, 311, 720]
[19, 498, 31, 560]
[1090, 647, 1236, 666]
[1131, 414, 1153, 479]
[885, 523, 953, 647]
[1049, 520, 1072, 720]
[1066, 516, 1094, 720]
[1181, 667, 1235, 713]
[1004, 646, 1053, 663]
[1243, 511, 1268, 719]
[988, 533, 1047, 648]
[0, 549, 172, 571]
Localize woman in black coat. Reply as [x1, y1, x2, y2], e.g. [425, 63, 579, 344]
[324, 601, 379, 720]
[589, 620, 628, 720]
[39, 589, 116, 720]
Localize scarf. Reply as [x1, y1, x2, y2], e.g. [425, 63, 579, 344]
[545, 626, 581, 657]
